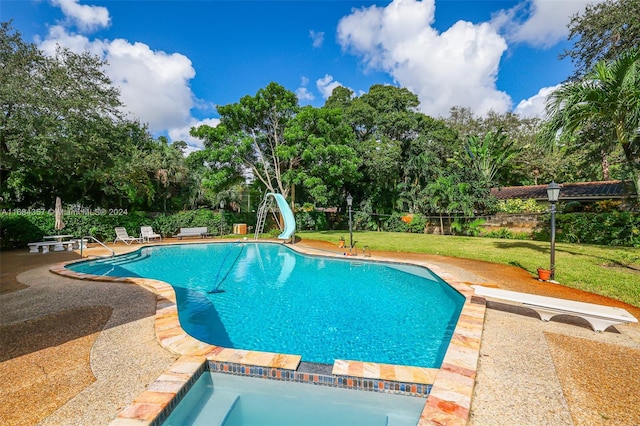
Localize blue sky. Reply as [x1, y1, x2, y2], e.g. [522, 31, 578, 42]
[4, 0, 598, 150]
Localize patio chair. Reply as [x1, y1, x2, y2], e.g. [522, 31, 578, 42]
[140, 226, 162, 242]
[113, 227, 141, 245]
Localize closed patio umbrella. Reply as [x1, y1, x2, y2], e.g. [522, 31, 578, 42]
[54, 197, 65, 230]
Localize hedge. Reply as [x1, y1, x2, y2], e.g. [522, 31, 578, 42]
[0, 210, 253, 249]
[535, 211, 640, 247]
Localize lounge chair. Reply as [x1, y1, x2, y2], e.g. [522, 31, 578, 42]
[140, 226, 161, 242]
[113, 227, 141, 245]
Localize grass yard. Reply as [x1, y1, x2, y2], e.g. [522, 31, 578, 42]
[298, 231, 640, 308]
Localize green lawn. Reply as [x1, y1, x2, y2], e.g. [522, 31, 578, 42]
[298, 231, 640, 308]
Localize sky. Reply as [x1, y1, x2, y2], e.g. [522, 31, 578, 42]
[3, 0, 601, 151]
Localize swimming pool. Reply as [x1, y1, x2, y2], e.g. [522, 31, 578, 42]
[68, 242, 464, 368]
[162, 370, 426, 426]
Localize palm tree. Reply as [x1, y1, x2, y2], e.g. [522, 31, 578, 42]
[543, 48, 640, 194]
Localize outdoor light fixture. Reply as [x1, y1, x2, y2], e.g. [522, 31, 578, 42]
[346, 193, 353, 251]
[546, 181, 561, 281]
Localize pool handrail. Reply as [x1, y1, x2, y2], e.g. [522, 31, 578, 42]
[79, 235, 114, 257]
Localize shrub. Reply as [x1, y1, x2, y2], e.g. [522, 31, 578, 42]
[534, 212, 640, 247]
[406, 214, 427, 233]
[0, 209, 229, 249]
[495, 198, 547, 214]
[451, 218, 486, 237]
[382, 213, 408, 233]
[295, 210, 328, 231]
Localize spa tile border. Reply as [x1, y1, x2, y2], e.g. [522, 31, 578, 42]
[51, 240, 486, 425]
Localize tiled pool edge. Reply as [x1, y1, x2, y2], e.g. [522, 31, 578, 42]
[50, 242, 486, 425]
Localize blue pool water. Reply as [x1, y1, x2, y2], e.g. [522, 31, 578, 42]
[162, 372, 426, 426]
[69, 242, 464, 367]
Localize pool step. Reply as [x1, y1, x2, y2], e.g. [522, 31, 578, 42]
[204, 391, 239, 425]
[387, 413, 422, 426]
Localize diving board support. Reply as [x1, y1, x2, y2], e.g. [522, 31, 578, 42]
[471, 285, 638, 332]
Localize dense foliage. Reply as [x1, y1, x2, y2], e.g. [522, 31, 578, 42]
[0, 23, 201, 212]
[544, 48, 640, 195]
[563, 0, 640, 78]
[0, 209, 249, 249]
[2, 11, 639, 248]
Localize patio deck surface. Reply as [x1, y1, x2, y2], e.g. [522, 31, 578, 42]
[1, 238, 639, 425]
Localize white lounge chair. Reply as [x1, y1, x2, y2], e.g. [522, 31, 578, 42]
[113, 227, 141, 245]
[471, 285, 638, 332]
[140, 226, 161, 242]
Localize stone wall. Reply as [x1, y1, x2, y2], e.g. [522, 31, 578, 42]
[480, 213, 543, 233]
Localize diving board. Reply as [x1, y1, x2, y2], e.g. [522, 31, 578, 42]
[471, 285, 638, 332]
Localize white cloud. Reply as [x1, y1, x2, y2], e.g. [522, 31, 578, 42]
[310, 30, 325, 48]
[296, 76, 315, 102]
[37, 25, 106, 56]
[514, 84, 560, 117]
[492, 0, 601, 48]
[296, 87, 315, 102]
[38, 24, 198, 134]
[316, 75, 344, 99]
[337, 0, 511, 116]
[168, 118, 220, 153]
[106, 39, 195, 131]
[51, 0, 110, 33]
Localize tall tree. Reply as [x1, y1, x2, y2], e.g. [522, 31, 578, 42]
[191, 82, 299, 198]
[282, 105, 360, 206]
[0, 22, 136, 208]
[333, 84, 423, 213]
[544, 48, 640, 193]
[562, 0, 640, 78]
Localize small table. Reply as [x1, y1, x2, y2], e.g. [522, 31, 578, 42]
[43, 235, 74, 251]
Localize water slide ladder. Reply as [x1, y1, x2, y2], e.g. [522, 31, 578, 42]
[254, 194, 274, 240]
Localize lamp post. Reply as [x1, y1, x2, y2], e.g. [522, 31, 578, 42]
[346, 193, 353, 251]
[546, 181, 561, 281]
[220, 199, 225, 236]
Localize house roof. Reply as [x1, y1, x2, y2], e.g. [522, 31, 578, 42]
[490, 180, 635, 201]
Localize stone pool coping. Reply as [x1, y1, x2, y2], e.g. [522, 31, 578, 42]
[50, 240, 485, 425]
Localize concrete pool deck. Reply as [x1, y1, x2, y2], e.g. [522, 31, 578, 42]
[2, 238, 640, 425]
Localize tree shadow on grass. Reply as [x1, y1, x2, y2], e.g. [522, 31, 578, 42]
[492, 240, 549, 254]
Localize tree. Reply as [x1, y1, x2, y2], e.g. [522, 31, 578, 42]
[282, 106, 360, 206]
[191, 82, 299, 199]
[458, 128, 520, 189]
[0, 21, 143, 208]
[424, 174, 474, 235]
[333, 84, 423, 213]
[544, 48, 640, 194]
[563, 0, 640, 78]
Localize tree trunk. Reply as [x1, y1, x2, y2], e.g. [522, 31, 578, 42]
[601, 150, 610, 180]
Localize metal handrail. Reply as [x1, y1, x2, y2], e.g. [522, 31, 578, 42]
[79, 236, 115, 257]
